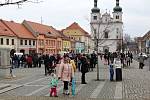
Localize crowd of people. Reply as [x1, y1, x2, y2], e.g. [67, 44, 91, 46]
[101, 52, 133, 67]
[10, 51, 147, 97]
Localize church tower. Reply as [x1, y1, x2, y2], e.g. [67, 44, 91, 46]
[90, 0, 101, 40]
[113, 0, 123, 22]
[113, 0, 123, 52]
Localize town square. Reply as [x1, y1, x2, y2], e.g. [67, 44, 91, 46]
[0, 0, 150, 100]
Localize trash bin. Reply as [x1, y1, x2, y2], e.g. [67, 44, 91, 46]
[115, 68, 122, 81]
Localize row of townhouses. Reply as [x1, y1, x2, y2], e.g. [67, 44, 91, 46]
[136, 31, 150, 54]
[0, 19, 93, 55]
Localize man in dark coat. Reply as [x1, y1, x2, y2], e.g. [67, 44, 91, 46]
[44, 54, 50, 76]
[90, 51, 97, 71]
[80, 54, 89, 84]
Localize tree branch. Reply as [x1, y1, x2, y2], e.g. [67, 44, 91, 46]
[0, 0, 42, 6]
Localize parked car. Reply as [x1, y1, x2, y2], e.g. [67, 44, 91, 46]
[138, 53, 148, 59]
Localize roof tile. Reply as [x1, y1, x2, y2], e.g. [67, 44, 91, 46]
[24, 21, 60, 38]
[1, 20, 35, 39]
[0, 20, 16, 37]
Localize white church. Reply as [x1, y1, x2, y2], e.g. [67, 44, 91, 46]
[90, 0, 123, 53]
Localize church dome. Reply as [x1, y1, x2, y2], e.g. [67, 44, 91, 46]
[113, 6, 122, 12]
[91, 7, 100, 13]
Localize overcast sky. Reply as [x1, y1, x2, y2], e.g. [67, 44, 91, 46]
[0, 0, 150, 38]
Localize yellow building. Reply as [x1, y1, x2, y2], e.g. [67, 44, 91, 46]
[62, 40, 71, 52]
[63, 22, 91, 53]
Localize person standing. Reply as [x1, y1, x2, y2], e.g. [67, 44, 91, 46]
[38, 54, 42, 68]
[58, 56, 74, 95]
[109, 61, 114, 81]
[44, 54, 50, 76]
[90, 51, 97, 71]
[130, 52, 133, 63]
[77, 54, 82, 72]
[80, 54, 89, 84]
[138, 53, 145, 69]
[126, 55, 131, 66]
[26, 55, 32, 68]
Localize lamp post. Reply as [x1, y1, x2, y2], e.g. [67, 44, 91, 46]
[93, 26, 100, 81]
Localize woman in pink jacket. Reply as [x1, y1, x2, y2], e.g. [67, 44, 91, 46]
[58, 56, 74, 95]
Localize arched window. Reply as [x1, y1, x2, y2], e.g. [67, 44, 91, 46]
[116, 16, 119, 19]
[93, 16, 97, 20]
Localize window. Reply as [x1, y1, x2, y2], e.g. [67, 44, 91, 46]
[116, 35, 118, 39]
[29, 40, 31, 45]
[33, 40, 35, 46]
[12, 39, 14, 45]
[25, 40, 27, 45]
[46, 40, 48, 45]
[93, 16, 97, 20]
[79, 37, 81, 41]
[20, 40, 23, 45]
[6, 39, 9, 45]
[0, 38, 3, 45]
[104, 32, 108, 38]
[41, 40, 44, 46]
[116, 16, 119, 19]
[116, 28, 119, 33]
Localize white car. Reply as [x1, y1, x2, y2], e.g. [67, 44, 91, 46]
[138, 53, 148, 58]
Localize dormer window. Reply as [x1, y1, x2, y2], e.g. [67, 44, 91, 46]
[93, 16, 97, 20]
[48, 32, 51, 34]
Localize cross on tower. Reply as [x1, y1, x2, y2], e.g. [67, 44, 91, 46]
[94, 0, 97, 7]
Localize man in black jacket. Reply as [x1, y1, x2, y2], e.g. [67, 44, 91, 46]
[44, 54, 49, 76]
[80, 54, 89, 84]
[90, 51, 97, 71]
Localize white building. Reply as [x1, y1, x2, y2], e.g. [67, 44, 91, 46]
[0, 20, 17, 56]
[90, 0, 123, 53]
[1, 20, 36, 54]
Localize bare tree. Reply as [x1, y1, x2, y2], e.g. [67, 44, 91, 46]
[0, 0, 43, 7]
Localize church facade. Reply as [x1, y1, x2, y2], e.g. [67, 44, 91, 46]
[90, 0, 123, 53]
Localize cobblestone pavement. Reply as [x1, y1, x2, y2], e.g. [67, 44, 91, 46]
[0, 60, 150, 100]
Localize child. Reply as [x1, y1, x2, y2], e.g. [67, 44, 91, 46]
[49, 73, 58, 97]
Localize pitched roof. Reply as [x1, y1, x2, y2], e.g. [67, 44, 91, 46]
[65, 22, 90, 37]
[142, 31, 150, 41]
[24, 20, 58, 38]
[1, 20, 35, 39]
[0, 20, 16, 37]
